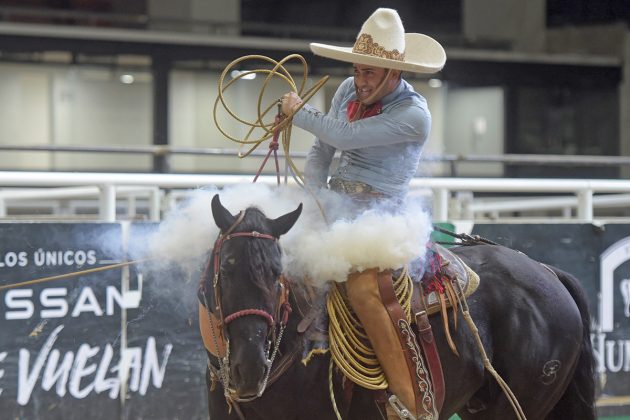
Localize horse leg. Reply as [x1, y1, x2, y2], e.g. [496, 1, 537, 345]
[458, 375, 569, 420]
[544, 267, 596, 420]
[457, 322, 583, 417]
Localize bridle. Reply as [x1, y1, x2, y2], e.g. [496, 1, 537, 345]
[200, 210, 292, 406]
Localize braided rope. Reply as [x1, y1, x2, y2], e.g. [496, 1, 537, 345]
[454, 265, 528, 420]
[223, 308, 275, 327]
[213, 54, 331, 224]
[213, 54, 329, 185]
[327, 267, 413, 390]
[329, 357, 343, 420]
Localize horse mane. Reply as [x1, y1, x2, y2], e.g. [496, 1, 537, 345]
[232, 206, 283, 302]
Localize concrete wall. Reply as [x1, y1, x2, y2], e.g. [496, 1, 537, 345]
[444, 87, 505, 177]
[546, 23, 627, 56]
[622, 32, 630, 178]
[0, 61, 512, 176]
[462, 0, 545, 52]
[0, 65, 52, 170]
[148, 0, 240, 34]
[464, 0, 628, 180]
[546, 24, 628, 178]
[168, 68, 326, 173]
[0, 63, 154, 172]
[0, 62, 331, 174]
[51, 67, 153, 171]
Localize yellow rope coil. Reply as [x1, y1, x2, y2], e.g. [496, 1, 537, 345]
[327, 268, 413, 390]
[213, 54, 329, 184]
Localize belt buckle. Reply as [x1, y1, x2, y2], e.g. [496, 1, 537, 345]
[353, 182, 365, 193]
[329, 178, 376, 196]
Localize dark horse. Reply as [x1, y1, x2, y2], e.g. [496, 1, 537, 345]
[200, 195, 596, 419]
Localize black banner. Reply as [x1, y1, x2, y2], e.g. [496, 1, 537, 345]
[123, 222, 207, 420]
[0, 222, 207, 420]
[0, 223, 124, 418]
[1, 222, 628, 418]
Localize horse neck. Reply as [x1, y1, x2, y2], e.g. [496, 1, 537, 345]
[281, 280, 325, 351]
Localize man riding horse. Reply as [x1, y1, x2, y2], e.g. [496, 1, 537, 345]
[280, 8, 446, 419]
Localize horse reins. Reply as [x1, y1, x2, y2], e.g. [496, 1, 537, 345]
[201, 210, 293, 409]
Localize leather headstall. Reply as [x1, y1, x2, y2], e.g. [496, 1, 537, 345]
[201, 210, 292, 353]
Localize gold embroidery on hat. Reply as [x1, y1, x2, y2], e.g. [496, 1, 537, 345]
[352, 33, 405, 61]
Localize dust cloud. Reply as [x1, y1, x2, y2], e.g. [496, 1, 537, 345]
[139, 183, 432, 288]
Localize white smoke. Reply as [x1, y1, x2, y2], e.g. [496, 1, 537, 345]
[142, 183, 432, 287]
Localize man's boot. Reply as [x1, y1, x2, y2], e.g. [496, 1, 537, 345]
[346, 268, 417, 419]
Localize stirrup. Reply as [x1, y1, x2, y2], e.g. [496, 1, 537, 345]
[388, 395, 417, 420]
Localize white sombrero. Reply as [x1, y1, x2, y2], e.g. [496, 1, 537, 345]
[310, 8, 446, 74]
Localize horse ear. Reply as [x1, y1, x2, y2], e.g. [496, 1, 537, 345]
[211, 194, 236, 232]
[270, 203, 302, 237]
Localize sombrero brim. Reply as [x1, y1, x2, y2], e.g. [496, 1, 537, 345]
[310, 33, 446, 74]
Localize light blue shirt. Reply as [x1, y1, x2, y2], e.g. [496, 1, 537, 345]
[293, 77, 431, 199]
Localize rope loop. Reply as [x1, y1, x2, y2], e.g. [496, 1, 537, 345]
[213, 54, 329, 185]
[280, 302, 292, 325]
[327, 267, 413, 390]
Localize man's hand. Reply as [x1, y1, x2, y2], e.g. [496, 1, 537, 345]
[281, 92, 303, 116]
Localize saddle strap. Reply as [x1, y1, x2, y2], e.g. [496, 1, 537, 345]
[410, 279, 446, 414]
[414, 311, 446, 413]
[377, 271, 437, 419]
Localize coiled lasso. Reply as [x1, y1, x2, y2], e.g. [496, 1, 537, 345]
[213, 54, 329, 186]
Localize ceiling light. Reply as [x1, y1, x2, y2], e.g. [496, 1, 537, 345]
[428, 78, 442, 88]
[120, 74, 135, 84]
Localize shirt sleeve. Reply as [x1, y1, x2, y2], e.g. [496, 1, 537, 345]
[303, 81, 349, 188]
[304, 138, 335, 188]
[294, 100, 430, 151]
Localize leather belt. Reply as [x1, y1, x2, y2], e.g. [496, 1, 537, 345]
[329, 178, 384, 196]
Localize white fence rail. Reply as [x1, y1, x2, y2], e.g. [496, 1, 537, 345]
[0, 185, 161, 220]
[409, 177, 630, 221]
[2, 171, 630, 222]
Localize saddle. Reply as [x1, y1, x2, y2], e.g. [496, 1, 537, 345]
[299, 244, 479, 417]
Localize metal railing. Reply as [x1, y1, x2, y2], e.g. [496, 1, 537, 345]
[2, 171, 630, 223]
[0, 185, 161, 221]
[1, 144, 628, 176]
[414, 177, 630, 221]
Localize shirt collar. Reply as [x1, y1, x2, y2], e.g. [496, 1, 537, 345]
[380, 79, 405, 106]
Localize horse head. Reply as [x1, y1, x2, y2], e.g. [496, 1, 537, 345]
[205, 194, 302, 399]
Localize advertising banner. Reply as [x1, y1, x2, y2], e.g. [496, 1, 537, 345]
[0, 222, 207, 420]
[1, 222, 628, 418]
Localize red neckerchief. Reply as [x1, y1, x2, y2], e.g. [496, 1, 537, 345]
[346, 100, 382, 121]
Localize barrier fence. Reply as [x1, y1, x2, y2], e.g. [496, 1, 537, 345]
[3, 171, 630, 222]
[2, 144, 630, 175]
